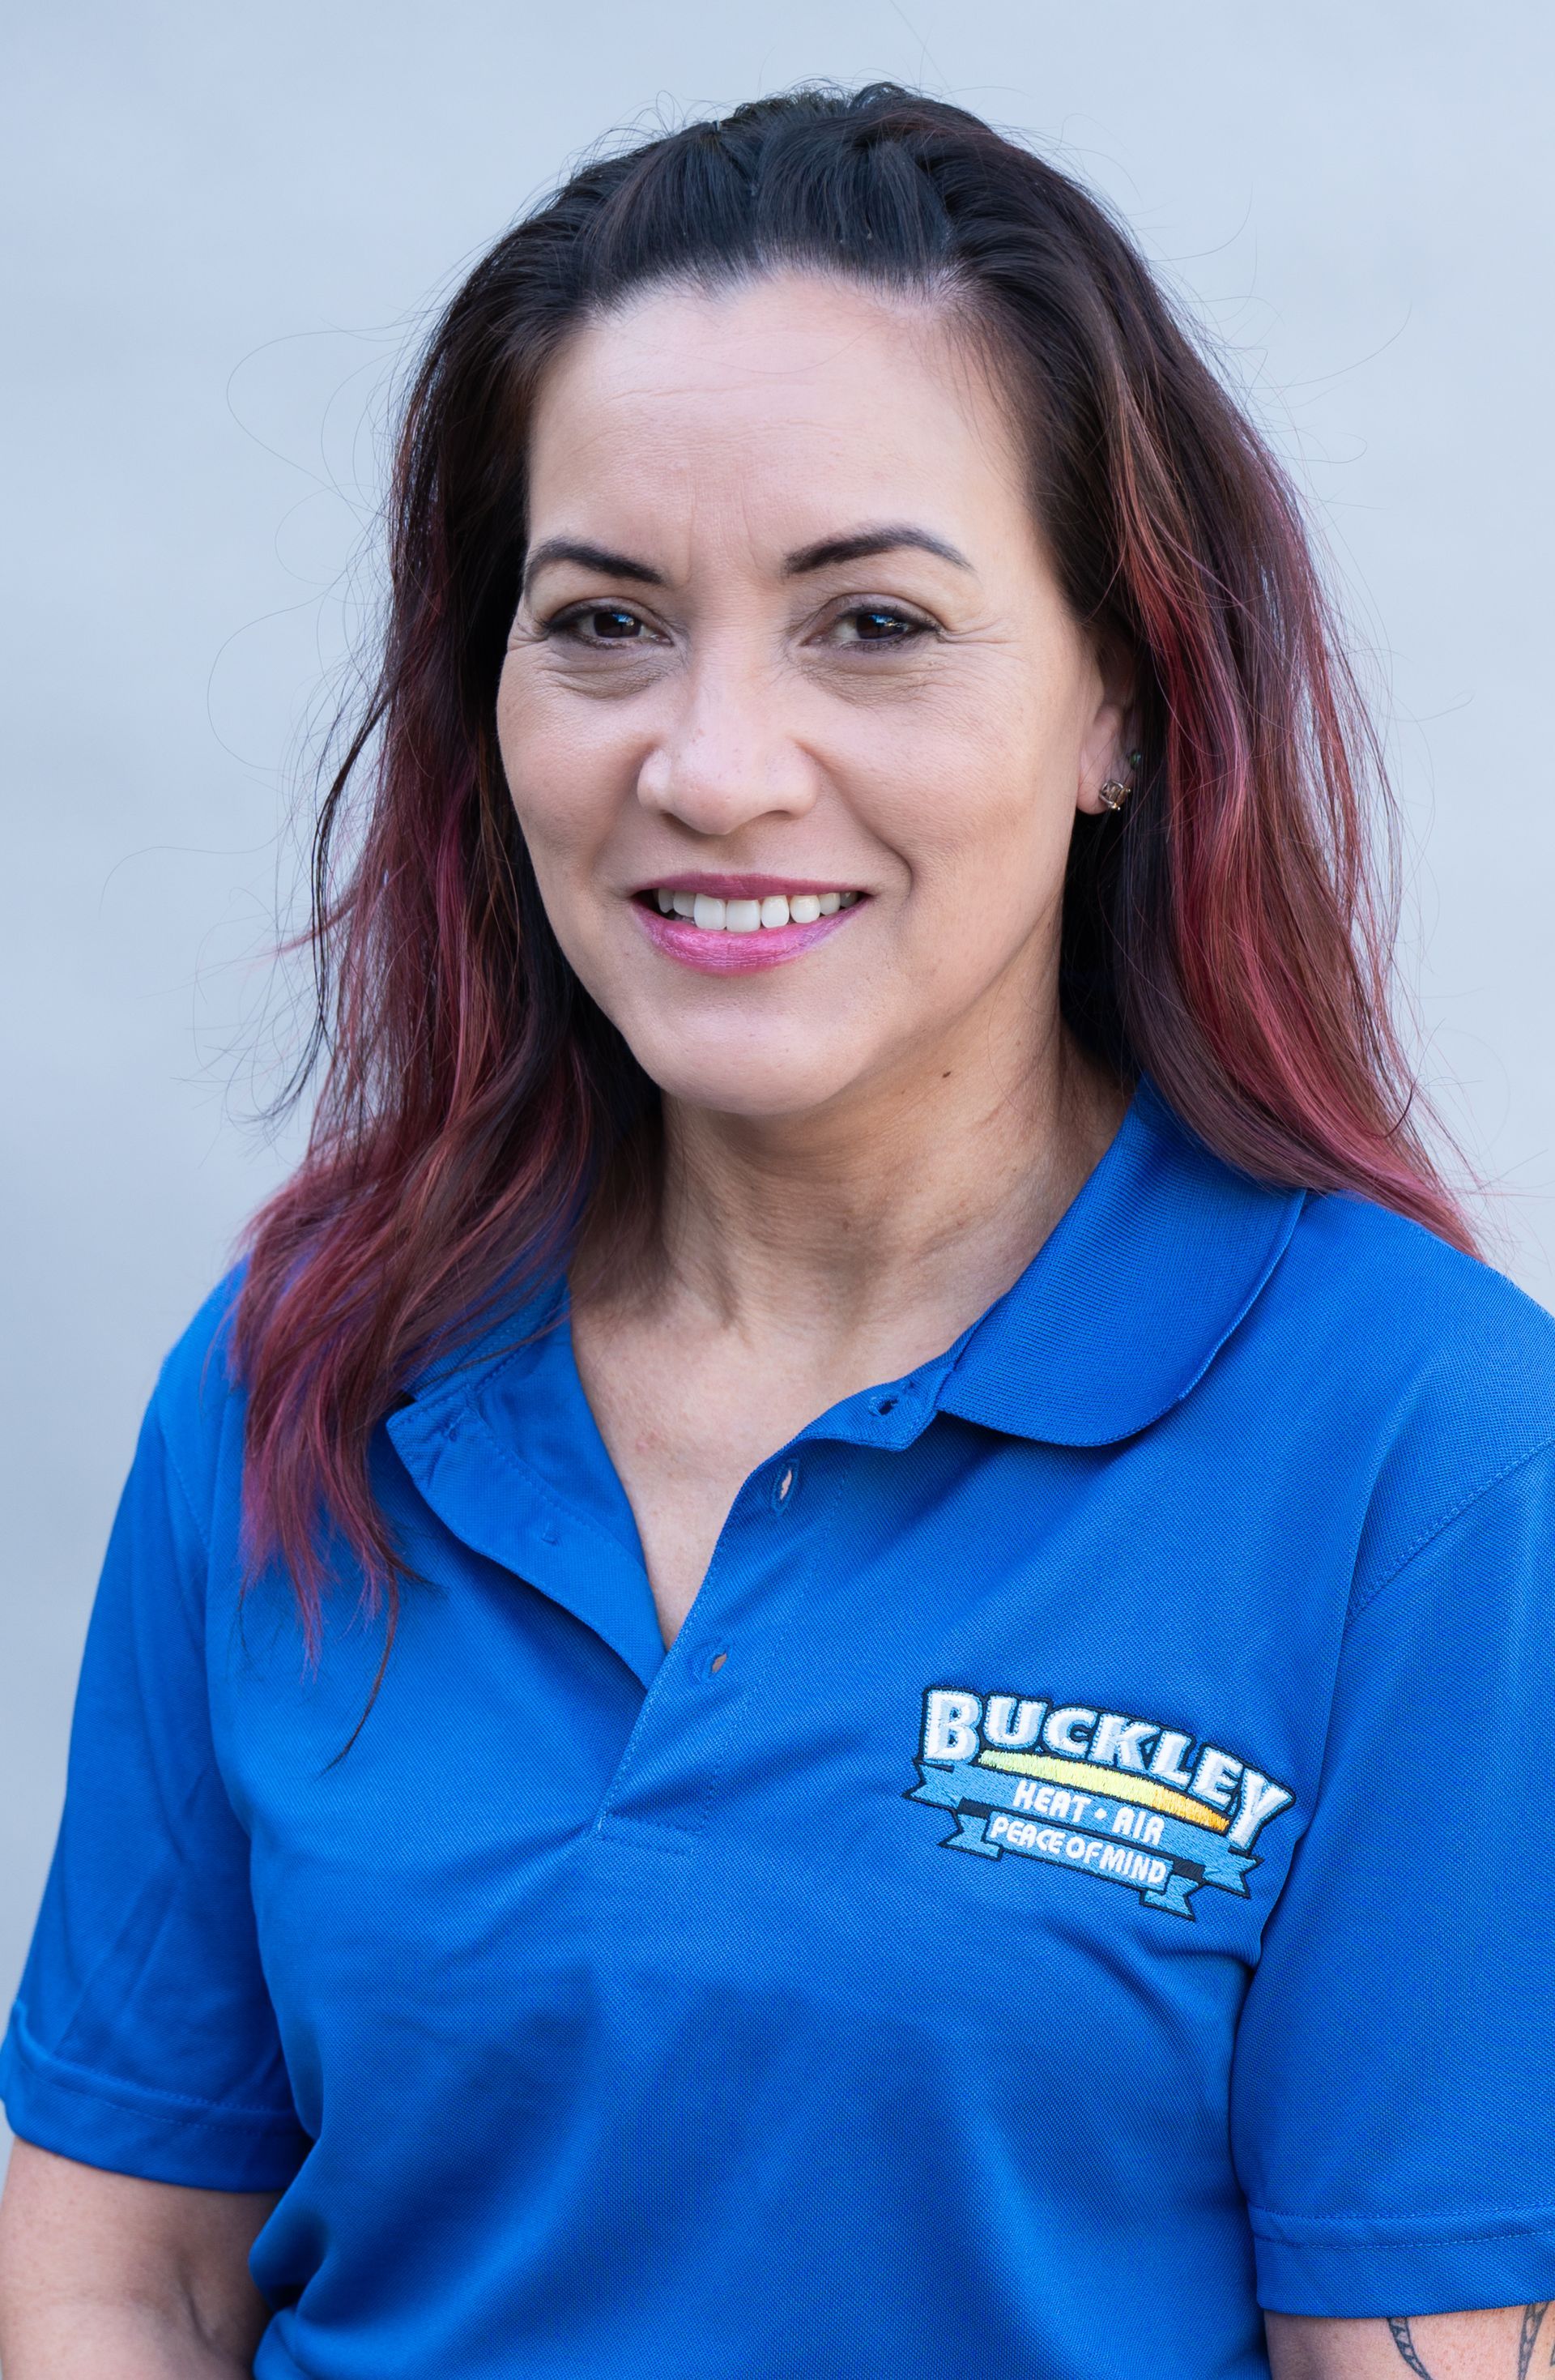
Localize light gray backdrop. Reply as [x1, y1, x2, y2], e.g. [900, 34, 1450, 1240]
[3, 1, 1552, 2156]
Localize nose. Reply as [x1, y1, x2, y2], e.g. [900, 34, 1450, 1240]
[635, 644, 820, 835]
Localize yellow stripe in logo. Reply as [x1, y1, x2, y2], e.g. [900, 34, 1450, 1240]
[975, 1750, 1229, 1834]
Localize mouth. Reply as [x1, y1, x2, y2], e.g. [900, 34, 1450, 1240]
[629, 876, 868, 974]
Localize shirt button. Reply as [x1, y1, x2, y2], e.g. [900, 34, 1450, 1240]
[773, 1464, 797, 1509]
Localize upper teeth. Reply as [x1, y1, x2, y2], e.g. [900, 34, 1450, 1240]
[653, 889, 859, 930]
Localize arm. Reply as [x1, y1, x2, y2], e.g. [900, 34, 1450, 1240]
[1267, 2305, 1553, 2378]
[0, 2138, 279, 2378]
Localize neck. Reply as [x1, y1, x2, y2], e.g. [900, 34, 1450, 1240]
[577, 1006, 1129, 1376]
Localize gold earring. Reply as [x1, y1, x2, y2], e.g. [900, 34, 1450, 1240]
[1097, 750, 1143, 812]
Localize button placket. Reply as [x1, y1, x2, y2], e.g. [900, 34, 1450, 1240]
[590, 1442, 830, 1845]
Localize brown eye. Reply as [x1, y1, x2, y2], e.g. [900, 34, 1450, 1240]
[830, 605, 933, 646]
[564, 606, 650, 644]
[540, 601, 665, 649]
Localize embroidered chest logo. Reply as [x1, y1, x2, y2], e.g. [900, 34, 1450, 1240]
[905, 1686, 1296, 1920]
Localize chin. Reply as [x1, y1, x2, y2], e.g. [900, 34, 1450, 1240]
[630, 1039, 862, 1125]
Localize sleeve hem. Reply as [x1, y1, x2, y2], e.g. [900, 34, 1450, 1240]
[1251, 2209, 1555, 2316]
[1, 2011, 309, 2193]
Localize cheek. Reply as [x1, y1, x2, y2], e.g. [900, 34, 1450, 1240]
[495, 663, 624, 872]
[841, 680, 1076, 907]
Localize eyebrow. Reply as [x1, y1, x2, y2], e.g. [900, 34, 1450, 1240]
[782, 525, 973, 578]
[522, 539, 666, 598]
[520, 522, 973, 599]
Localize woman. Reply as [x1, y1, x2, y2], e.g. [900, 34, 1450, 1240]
[1, 79, 1551, 2380]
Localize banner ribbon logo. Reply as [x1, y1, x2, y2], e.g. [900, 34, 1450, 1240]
[905, 1686, 1296, 1920]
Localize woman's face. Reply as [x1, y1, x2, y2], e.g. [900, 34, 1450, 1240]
[497, 270, 1131, 1123]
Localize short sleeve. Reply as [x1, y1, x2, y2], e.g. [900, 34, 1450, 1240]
[1232, 1440, 1555, 2315]
[0, 1391, 309, 2189]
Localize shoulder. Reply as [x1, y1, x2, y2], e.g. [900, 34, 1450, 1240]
[1274, 1187, 1555, 1422]
[1267, 1190, 1555, 1603]
[146, 1260, 252, 1549]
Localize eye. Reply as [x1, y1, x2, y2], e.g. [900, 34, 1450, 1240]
[545, 603, 662, 647]
[825, 603, 936, 648]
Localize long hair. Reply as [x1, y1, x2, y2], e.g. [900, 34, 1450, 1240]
[234, 79, 1474, 1653]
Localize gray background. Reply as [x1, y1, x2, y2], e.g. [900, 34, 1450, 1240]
[2, 1, 1551, 2160]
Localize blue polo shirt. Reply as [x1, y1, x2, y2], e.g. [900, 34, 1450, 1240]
[7, 1075, 1555, 2378]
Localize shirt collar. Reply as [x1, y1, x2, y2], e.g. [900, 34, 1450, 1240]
[386, 1075, 1305, 1685]
[401, 1071, 1306, 1452]
[934, 1074, 1306, 1447]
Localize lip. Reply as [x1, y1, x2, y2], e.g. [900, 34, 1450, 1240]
[631, 872, 862, 901]
[631, 896, 865, 975]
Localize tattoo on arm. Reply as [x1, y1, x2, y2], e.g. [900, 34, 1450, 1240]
[1382, 2301, 1550, 2378]
[1387, 2318, 1434, 2378]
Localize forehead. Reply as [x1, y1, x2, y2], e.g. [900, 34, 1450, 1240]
[525, 270, 1025, 541]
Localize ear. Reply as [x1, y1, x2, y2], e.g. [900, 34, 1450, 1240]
[1075, 632, 1140, 817]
